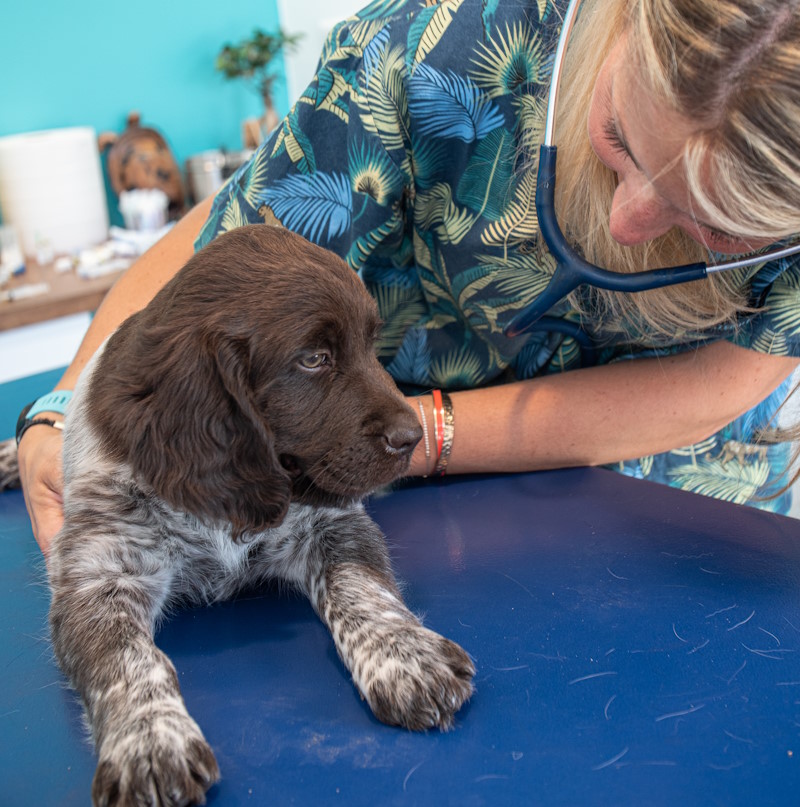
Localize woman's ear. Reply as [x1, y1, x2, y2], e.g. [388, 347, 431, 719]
[95, 325, 292, 540]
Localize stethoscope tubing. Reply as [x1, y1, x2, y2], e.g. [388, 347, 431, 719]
[503, 0, 800, 338]
[504, 145, 708, 337]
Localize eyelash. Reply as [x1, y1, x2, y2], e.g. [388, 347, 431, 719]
[602, 119, 629, 158]
[602, 118, 741, 248]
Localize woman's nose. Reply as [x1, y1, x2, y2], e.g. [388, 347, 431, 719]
[608, 173, 674, 246]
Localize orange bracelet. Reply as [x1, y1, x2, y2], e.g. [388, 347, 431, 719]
[431, 389, 445, 465]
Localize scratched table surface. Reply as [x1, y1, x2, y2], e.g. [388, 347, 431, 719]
[3, 460, 800, 807]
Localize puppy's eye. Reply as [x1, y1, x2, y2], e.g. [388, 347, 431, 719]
[299, 352, 330, 370]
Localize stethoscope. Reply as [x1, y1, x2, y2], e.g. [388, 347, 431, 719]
[503, 0, 800, 338]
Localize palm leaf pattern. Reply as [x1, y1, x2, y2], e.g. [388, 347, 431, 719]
[455, 127, 517, 220]
[369, 282, 428, 359]
[668, 457, 770, 505]
[470, 21, 546, 98]
[465, 293, 537, 337]
[413, 229, 435, 273]
[668, 436, 719, 465]
[320, 25, 363, 66]
[349, 18, 394, 51]
[237, 147, 271, 208]
[409, 130, 450, 189]
[314, 67, 354, 123]
[276, 108, 317, 174]
[638, 454, 654, 478]
[348, 140, 404, 205]
[194, 0, 799, 513]
[511, 331, 558, 379]
[415, 182, 476, 244]
[481, 0, 500, 36]
[749, 255, 792, 299]
[417, 266, 458, 319]
[219, 195, 249, 234]
[262, 172, 352, 243]
[731, 376, 791, 440]
[514, 93, 547, 152]
[407, 0, 465, 68]
[407, 63, 505, 142]
[362, 25, 393, 82]
[752, 328, 789, 356]
[479, 250, 556, 302]
[449, 263, 497, 307]
[345, 215, 403, 270]
[357, 43, 410, 153]
[385, 325, 433, 385]
[480, 169, 538, 254]
[358, 0, 412, 20]
[546, 334, 581, 373]
[429, 343, 486, 388]
[196, 198, 228, 246]
[762, 269, 800, 335]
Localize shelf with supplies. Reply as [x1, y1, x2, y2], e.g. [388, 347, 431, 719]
[0, 256, 129, 332]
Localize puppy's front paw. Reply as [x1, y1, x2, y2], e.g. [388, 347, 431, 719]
[362, 625, 474, 731]
[92, 711, 220, 807]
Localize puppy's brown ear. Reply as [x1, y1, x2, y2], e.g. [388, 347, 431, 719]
[95, 326, 292, 540]
[208, 336, 293, 538]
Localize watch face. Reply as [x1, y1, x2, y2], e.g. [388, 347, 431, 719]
[15, 402, 35, 445]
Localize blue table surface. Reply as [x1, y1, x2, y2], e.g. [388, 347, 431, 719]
[2, 374, 800, 805]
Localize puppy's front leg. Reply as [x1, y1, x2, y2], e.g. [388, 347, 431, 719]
[297, 507, 474, 731]
[49, 536, 219, 806]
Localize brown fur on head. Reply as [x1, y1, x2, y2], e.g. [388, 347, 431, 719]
[89, 225, 421, 539]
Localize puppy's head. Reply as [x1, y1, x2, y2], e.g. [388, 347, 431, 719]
[93, 225, 421, 539]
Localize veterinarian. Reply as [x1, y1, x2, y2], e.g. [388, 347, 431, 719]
[16, 0, 800, 554]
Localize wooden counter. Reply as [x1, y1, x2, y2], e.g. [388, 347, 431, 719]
[0, 259, 127, 332]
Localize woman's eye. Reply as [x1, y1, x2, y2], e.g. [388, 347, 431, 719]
[603, 119, 630, 159]
[299, 353, 330, 369]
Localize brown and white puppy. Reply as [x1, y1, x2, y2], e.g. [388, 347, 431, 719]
[10, 225, 474, 806]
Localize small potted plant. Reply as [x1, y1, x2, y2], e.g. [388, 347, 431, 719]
[216, 28, 303, 149]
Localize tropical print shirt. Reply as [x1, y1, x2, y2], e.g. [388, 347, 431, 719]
[196, 0, 800, 513]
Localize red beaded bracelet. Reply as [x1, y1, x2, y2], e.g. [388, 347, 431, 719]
[431, 389, 445, 465]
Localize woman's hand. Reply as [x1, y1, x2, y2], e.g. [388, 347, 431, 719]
[12, 197, 215, 559]
[403, 342, 800, 477]
[17, 425, 65, 558]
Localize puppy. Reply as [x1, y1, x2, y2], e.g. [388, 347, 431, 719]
[3, 225, 474, 806]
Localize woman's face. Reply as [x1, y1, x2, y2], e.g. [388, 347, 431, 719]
[586, 35, 770, 255]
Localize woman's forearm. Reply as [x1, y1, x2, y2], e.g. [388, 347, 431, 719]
[411, 340, 800, 476]
[56, 196, 213, 391]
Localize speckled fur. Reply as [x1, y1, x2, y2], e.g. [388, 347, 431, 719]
[8, 226, 474, 807]
[0, 437, 20, 490]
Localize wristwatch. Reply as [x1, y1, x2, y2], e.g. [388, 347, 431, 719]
[15, 391, 72, 447]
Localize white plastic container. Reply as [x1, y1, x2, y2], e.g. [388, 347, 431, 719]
[0, 127, 109, 256]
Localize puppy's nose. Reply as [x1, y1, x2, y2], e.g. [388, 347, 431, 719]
[383, 423, 423, 457]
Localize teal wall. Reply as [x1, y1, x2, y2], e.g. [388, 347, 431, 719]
[1, 0, 287, 220]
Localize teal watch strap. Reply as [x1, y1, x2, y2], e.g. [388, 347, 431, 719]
[27, 390, 73, 419]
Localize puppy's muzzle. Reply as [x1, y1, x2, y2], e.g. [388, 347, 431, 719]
[382, 421, 422, 458]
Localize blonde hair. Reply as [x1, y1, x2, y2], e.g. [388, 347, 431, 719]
[550, 0, 800, 342]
